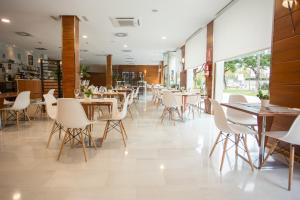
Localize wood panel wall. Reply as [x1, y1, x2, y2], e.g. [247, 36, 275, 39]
[205, 21, 214, 114]
[61, 16, 80, 98]
[113, 65, 160, 84]
[87, 72, 106, 86]
[17, 79, 41, 99]
[270, 0, 300, 157]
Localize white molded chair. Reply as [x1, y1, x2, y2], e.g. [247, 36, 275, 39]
[102, 95, 130, 147]
[161, 92, 182, 125]
[127, 91, 134, 119]
[186, 95, 202, 119]
[210, 99, 257, 172]
[133, 87, 140, 102]
[226, 95, 257, 127]
[56, 98, 97, 162]
[43, 93, 63, 148]
[33, 89, 56, 118]
[1, 91, 31, 128]
[47, 89, 55, 96]
[262, 115, 300, 191]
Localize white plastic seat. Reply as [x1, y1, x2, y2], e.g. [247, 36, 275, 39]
[43, 93, 64, 148]
[133, 87, 140, 102]
[33, 89, 56, 118]
[161, 92, 182, 125]
[262, 115, 300, 191]
[102, 95, 130, 147]
[186, 95, 202, 119]
[209, 99, 257, 172]
[56, 98, 97, 162]
[127, 91, 134, 119]
[1, 91, 31, 128]
[226, 95, 257, 127]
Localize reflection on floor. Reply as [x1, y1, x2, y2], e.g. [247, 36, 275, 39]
[0, 96, 299, 200]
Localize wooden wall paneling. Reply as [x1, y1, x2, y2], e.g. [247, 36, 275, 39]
[269, 0, 300, 157]
[112, 65, 160, 84]
[17, 79, 41, 99]
[205, 21, 214, 114]
[180, 70, 187, 88]
[88, 72, 106, 86]
[61, 16, 80, 98]
[106, 55, 113, 87]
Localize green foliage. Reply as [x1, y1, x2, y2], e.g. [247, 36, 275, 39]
[80, 64, 90, 79]
[257, 89, 269, 100]
[224, 59, 240, 73]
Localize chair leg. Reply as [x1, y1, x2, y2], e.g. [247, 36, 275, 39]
[261, 140, 279, 167]
[243, 134, 254, 172]
[87, 128, 97, 150]
[47, 121, 57, 148]
[120, 121, 128, 139]
[57, 129, 69, 161]
[235, 134, 240, 159]
[25, 109, 31, 121]
[209, 131, 222, 157]
[16, 111, 19, 129]
[80, 130, 88, 162]
[119, 121, 127, 147]
[103, 121, 110, 139]
[288, 145, 295, 191]
[220, 134, 229, 171]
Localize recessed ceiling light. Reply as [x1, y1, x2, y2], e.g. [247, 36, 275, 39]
[1, 18, 11, 23]
[82, 35, 88, 39]
[152, 9, 159, 13]
[123, 44, 128, 48]
[15, 32, 32, 37]
[161, 36, 167, 40]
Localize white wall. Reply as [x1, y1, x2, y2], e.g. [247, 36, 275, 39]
[213, 0, 274, 62]
[185, 27, 207, 69]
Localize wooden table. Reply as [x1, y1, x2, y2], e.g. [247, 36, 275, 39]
[0, 92, 18, 129]
[93, 92, 126, 101]
[221, 102, 300, 168]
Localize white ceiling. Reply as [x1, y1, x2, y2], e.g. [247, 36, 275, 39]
[0, 0, 231, 65]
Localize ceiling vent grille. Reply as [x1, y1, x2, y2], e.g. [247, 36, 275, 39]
[15, 32, 33, 37]
[35, 47, 48, 51]
[80, 49, 89, 53]
[50, 15, 61, 21]
[110, 17, 140, 27]
[122, 49, 132, 53]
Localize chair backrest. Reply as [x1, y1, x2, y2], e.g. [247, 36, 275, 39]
[134, 87, 140, 97]
[116, 94, 130, 119]
[226, 94, 254, 120]
[283, 115, 300, 145]
[43, 94, 57, 120]
[12, 91, 30, 110]
[56, 98, 90, 129]
[162, 92, 180, 107]
[48, 89, 55, 95]
[186, 95, 199, 105]
[128, 91, 134, 105]
[211, 99, 232, 133]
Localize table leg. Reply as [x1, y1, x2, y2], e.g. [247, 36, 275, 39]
[259, 115, 267, 168]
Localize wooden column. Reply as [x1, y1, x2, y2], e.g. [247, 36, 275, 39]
[61, 16, 80, 98]
[106, 55, 113, 87]
[205, 21, 214, 114]
[159, 61, 163, 84]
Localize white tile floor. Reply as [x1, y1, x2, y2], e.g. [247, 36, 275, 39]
[0, 96, 299, 200]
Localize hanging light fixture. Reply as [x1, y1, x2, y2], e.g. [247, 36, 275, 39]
[282, 0, 298, 32]
[282, 0, 297, 8]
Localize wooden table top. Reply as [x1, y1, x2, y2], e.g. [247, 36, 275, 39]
[221, 102, 300, 117]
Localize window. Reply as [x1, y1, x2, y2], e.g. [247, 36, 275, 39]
[223, 49, 271, 98]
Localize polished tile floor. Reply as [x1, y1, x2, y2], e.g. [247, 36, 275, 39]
[0, 96, 299, 200]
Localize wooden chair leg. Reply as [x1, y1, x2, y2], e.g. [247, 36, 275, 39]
[209, 131, 222, 157]
[288, 144, 295, 191]
[261, 140, 279, 167]
[120, 121, 128, 139]
[220, 134, 229, 171]
[16, 111, 19, 129]
[57, 129, 69, 161]
[79, 130, 87, 162]
[47, 121, 57, 148]
[25, 109, 31, 121]
[87, 128, 97, 150]
[119, 121, 127, 147]
[103, 121, 109, 139]
[243, 134, 254, 172]
[235, 134, 240, 159]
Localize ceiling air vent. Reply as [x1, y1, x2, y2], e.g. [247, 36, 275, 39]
[81, 16, 89, 22]
[50, 15, 61, 21]
[15, 32, 33, 37]
[95, 54, 106, 56]
[110, 17, 140, 27]
[122, 49, 132, 53]
[35, 47, 48, 51]
[114, 32, 128, 37]
[80, 49, 89, 53]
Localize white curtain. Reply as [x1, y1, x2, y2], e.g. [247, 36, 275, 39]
[185, 27, 207, 69]
[213, 0, 274, 62]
